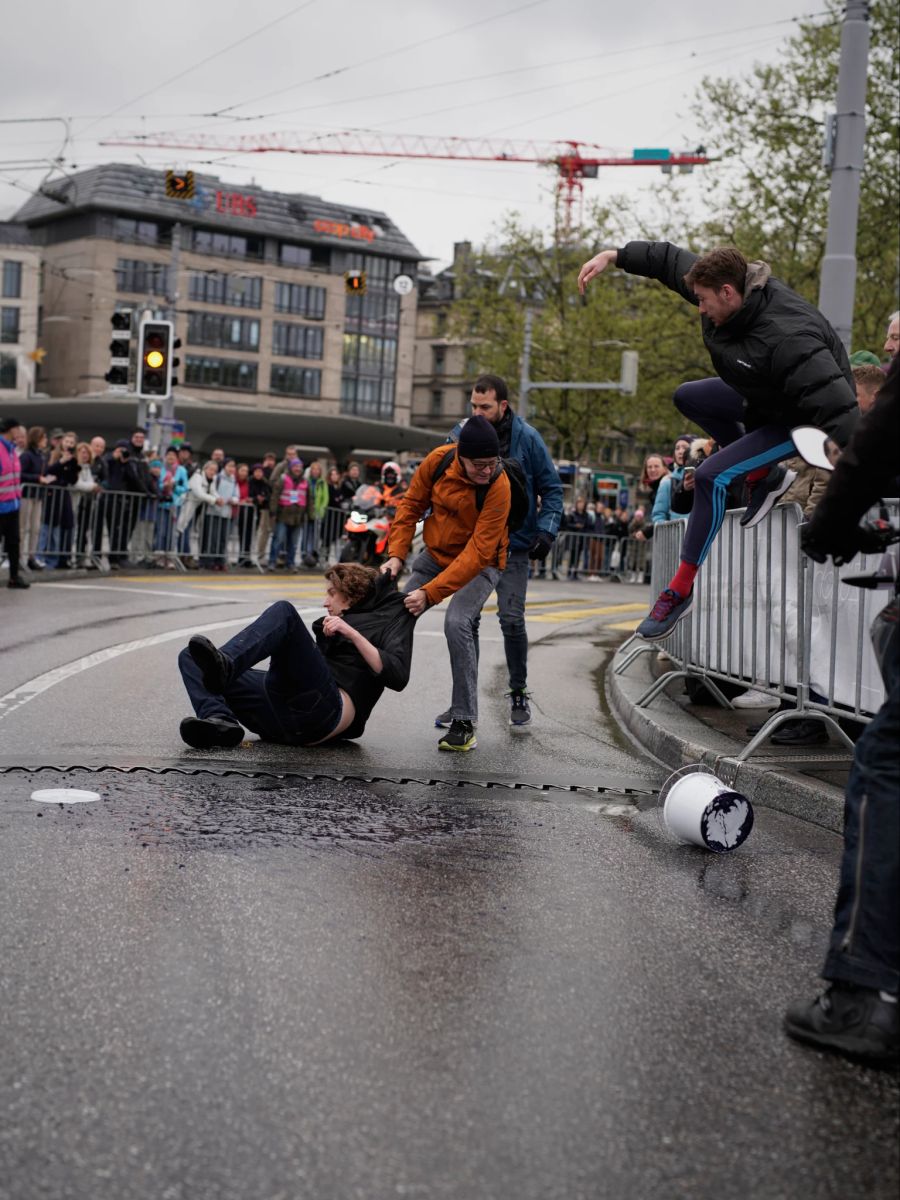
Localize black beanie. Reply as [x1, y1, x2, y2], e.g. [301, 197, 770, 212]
[457, 415, 500, 459]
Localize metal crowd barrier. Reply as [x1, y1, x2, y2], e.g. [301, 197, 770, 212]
[546, 530, 650, 582]
[13, 485, 354, 575]
[614, 502, 896, 760]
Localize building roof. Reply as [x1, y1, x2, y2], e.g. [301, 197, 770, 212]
[0, 222, 35, 246]
[12, 163, 423, 261]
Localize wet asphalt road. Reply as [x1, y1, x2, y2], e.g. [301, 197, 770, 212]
[1, 574, 898, 1200]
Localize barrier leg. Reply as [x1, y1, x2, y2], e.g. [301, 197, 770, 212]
[735, 710, 855, 761]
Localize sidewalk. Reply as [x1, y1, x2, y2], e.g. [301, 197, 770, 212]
[607, 638, 851, 834]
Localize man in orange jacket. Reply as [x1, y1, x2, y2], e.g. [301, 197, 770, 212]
[381, 415, 511, 752]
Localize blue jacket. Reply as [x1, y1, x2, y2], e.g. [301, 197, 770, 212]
[651, 468, 684, 524]
[449, 413, 563, 553]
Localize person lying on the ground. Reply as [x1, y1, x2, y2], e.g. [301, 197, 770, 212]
[177, 563, 415, 749]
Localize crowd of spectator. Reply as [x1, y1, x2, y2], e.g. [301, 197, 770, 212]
[8, 428, 375, 575]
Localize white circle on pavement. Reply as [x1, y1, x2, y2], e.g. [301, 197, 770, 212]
[31, 788, 101, 804]
[393, 274, 414, 295]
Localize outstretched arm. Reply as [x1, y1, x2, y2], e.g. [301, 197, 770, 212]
[577, 249, 618, 294]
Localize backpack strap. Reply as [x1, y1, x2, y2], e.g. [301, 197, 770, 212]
[430, 446, 457, 489]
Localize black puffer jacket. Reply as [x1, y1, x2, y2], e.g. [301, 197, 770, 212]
[617, 241, 859, 445]
[311, 572, 415, 739]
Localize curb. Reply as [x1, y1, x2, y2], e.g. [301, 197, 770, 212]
[606, 645, 846, 835]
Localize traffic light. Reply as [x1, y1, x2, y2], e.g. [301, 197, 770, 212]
[137, 319, 174, 398]
[105, 309, 133, 389]
[345, 270, 366, 296]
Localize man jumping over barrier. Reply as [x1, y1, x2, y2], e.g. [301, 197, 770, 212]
[578, 243, 859, 641]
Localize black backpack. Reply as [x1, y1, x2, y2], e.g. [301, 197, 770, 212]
[432, 447, 530, 533]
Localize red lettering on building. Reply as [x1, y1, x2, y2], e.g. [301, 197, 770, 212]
[214, 190, 259, 218]
[314, 218, 375, 242]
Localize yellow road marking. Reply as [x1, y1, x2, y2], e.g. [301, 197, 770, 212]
[527, 603, 647, 622]
[607, 619, 642, 631]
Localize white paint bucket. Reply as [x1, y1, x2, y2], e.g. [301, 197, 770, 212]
[659, 765, 753, 852]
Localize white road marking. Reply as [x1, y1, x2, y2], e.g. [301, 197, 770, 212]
[0, 608, 322, 724]
[42, 583, 231, 601]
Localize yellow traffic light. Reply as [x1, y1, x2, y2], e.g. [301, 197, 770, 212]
[146, 350, 165, 369]
[345, 270, 366, 295]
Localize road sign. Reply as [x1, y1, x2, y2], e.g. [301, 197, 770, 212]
[165, 170, 195, 199]
[393, 274, 414, 296]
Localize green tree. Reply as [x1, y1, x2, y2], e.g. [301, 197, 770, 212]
[690, 0, 899, 350]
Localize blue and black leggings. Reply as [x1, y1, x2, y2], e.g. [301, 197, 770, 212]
[675, 378, 796, 566]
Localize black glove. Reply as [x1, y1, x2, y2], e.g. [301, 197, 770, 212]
[528, 531, 554, 560]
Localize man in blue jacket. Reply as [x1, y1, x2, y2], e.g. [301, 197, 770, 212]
[440, 374, 563, 728]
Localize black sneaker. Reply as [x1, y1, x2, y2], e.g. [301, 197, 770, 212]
[188, 635, 231, 693]
[784, 982, 900, 1065]
[438, 719, 477, 752]
[508, 689, 532, 728]
[179, 716, 244, 750]
[7, 578, 30, 589]
[740, 464, 797, 527]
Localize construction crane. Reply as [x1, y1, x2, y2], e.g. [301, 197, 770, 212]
[102, 131, 710, 234]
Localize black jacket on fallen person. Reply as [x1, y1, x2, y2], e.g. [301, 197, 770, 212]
[311, 573, 415, 740]
[807, 355, 899, 537]
[616, 241, 859, 445]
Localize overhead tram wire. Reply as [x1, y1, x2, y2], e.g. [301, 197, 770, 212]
[76, 0, 320, 139]
[207, 0, 553, 117]
[247, 9, 833, 123]
[102, 11, 835, 153]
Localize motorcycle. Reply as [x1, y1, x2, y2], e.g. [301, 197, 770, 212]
[340, 483, 392, 566]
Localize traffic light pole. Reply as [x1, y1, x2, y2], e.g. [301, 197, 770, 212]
[818, 0, 870, 350]
[139, 222, 182, 448]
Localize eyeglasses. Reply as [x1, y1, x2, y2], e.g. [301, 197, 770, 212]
[467, 457, 498, 472]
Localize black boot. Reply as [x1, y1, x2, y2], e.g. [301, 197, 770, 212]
[188, 635, 231, 693]
[179, 716, 244, 750]
[785, 982, 900, 1065]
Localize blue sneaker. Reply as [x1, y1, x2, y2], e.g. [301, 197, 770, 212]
[637, 588, 694, 641]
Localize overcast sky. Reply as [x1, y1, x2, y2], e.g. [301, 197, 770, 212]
[2, 0, 830, 268]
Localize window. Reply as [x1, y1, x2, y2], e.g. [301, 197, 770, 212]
[1, 307, 20, 343]
[184, 355, 258, 391]
[274, 282, 326, 319]
[115, 259, 169, 296]
[279, 243, 312, 268]
[0, 354, 16, 389]
[433, 348, 445, 375]
[341, 376, 394, 420]
[2, 261, 22, 299]
[272, 322, 324, 360]
[270, 365, 322, 397]
[192, 228, 264, 260]
[188, 271, 262, 309]
[430, 390, 442, 417]
[186, 311, 260, 352]
[114, 217, 159, 244]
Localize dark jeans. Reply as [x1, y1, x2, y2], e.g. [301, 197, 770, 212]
[178, 600, 343, 745]
[823, 600, 899, 994]
[673, 379, 796, 565]
[1, 509, 21, 581]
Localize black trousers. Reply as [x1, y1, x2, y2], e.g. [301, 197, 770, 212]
[0, 509, 22, 582]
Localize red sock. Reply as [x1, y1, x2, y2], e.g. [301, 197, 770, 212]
[745, 466, 767, 485]
[669, 561, 698, 597]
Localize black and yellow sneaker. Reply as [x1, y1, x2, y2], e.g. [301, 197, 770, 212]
[438, 719, 477, 752]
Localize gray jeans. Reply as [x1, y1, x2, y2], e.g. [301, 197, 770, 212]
[404, 548, 501, 721]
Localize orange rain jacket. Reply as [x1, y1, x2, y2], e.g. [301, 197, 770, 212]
[387, 445, 511, 606]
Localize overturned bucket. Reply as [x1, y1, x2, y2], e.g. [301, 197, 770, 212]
[659, 764, 754, 853]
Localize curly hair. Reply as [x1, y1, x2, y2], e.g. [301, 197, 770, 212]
[324, 563, 378, 608]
